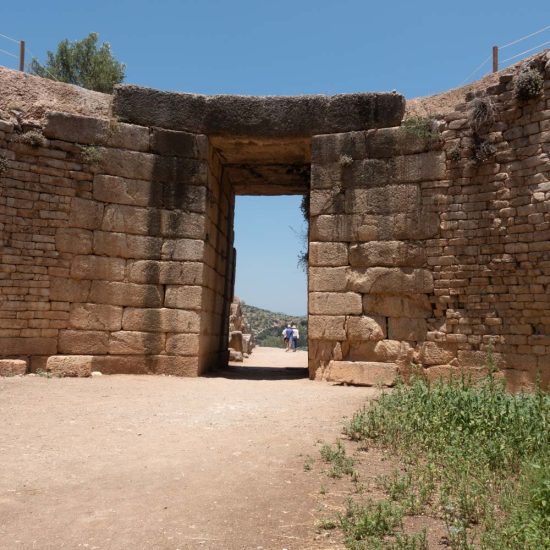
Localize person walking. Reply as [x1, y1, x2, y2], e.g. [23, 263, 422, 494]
[283, 324, 293, 352]
[291, 323, 300, 352]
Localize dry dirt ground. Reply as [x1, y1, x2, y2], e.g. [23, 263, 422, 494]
[0, 347, 380, 550]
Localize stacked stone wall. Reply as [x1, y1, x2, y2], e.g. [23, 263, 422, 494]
[309, 53, 550, 390]
[0, 111, 230, 375]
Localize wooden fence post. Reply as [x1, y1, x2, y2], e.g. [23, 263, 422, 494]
[492, 45, 498, 73]
[19, 40, 25, 72]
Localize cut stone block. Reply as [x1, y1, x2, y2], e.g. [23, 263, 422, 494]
[363, 295, 432, 318]
[348, 267, 434, 294]
[69, 304, 123, 331]
[418, 342, 457, 366]
[122, 308, 200, 333]
[309, 292, 362, 315]
[58, 330, 109, 354]
[46, 355, 93, 377]
[349, 241, 426, 268]
[324, 360, 398, 386]
[108, 331, 165, 355]
[309, 316, 347, 340]
[346, 315, 386, 341]
[164, 285, 203, 310]
[388, 318, 427, 342]
[309, 242, 349, 266]
[89, 281, 163, 307]
[309, 267, 349, 292]
[0, 359, 28, 376]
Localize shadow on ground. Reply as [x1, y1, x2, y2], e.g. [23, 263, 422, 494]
[208, 365, 309, 381]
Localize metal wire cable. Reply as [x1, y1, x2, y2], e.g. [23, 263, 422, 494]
[501, 40, 550, 63]
[500, 24, 550, 49]
[0, 47, 18, 59]
[0, 31, 19, 44]
[460, 54, 492, 86]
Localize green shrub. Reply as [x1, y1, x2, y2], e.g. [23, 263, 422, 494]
[17, 130, 46, 147]
[320, 440, 356, 478]
[79, 145, 102, 165]
[402, 116, 438, 141]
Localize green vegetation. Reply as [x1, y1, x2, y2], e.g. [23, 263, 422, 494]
[336, 375, 550, 549]
[17, 130, 46, 148]
[320, 441, 356, 479]
[29, 32, 125, 93]
[79, 144, 102, 165]
[0, 154, 8, 175]
[469, 97, 496, 131]
[241, 304, 307, 350]
[401, 116, 438, 141]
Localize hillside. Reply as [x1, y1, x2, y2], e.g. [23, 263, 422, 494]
[241, 304, 308, 349]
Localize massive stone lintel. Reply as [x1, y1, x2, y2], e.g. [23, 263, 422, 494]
[113, 86, 406, 138]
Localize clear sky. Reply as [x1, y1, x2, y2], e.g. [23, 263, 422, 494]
[1, 1, 548, 315]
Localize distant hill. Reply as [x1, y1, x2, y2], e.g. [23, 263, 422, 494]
[241, 304, 308, 350]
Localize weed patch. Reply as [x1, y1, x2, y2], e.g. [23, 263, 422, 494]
[320, 440, 356, 479]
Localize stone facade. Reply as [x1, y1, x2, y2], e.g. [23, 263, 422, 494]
[1, 51, 549, 389]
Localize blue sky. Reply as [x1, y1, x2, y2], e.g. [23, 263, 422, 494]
[1, 1, 549, 315]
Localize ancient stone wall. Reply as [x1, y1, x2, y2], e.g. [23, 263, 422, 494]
[310, 53, 550, 390]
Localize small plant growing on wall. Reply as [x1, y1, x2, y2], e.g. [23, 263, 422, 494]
[472, 136, 496, 163]
[514, 67, 544, 100]
[17, 130, 46, 148]
[402, 116, 439, 141]
[448, 145, 461, 162]
[469, 97, 496, 132]
[339, 154, 353, 166]
[79, 145, 102, 165]
[0, 154, 8, 175]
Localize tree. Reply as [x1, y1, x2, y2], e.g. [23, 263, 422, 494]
[29, 32, 125, 93]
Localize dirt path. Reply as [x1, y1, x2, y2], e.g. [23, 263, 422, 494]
[0, 347, 378, 550]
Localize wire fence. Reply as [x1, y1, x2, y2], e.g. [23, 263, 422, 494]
[460, 23, 550, 86]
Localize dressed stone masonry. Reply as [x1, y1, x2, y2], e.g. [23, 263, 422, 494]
[1, 50, 549, 389]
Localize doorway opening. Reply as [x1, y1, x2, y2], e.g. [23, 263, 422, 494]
[225, 194, 309, 379]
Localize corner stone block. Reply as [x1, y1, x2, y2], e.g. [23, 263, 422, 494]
[349, 241, 426, 268]
[309, 242, 349, 267]
[310, 215, 351, 242]
[46, 355, 93, 377]
[122, 308, 200, 333]
[388, 152, 446, 183]
[68, 198, 104, 230]
[164, 286, 203, 310]
[55, 228, 93, 255]
[309, 292, 362, 315]
[364, 127, 434, 158]
[89, 281, 163, 307]
[363, 294, 432, 318]
[69, 303, 123, 331]
[346, 315, 386, 341]
[308, 316, 346, 340]
[70, 255, 126, 281]
[311, 131, 367, 164]
[99, 148, 156, 181]
[150, 128, 208, 159]
[309, 267, 349, 292]
[58, 330, 109, 354]
[388, 318, 427, 342]
[347, 267, 434, 295]
[345, 185, 420, 215]
[0, 359, 28, 376]
[165, 333, 200, 356]
[324, 360, 398, 386]
[93, 175, 152, 208]
[108, 331, 165, 355]
[161, 239, 205, 262]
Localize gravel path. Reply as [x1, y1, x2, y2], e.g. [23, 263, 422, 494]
[0, 348, 377, 550]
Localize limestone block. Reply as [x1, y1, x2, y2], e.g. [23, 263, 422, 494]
[311, 130, 367, 164]
[355, 212, 440, 241]
[229, 349, 244, 362]
[363, 295, 432, 318]
[152, 183, 207, 212]
[44, 112, 149, 151]
[388, 152, 446, 183]
[164, 285, 203, 310]
[58, 330, 109, 354]
[122, 308, 200, 333]
[229, 331, 244, 353]
[55, 228, 93, 254]
[309, 267, 349, 292]
[68, 198, 104, 230]
[324, 360, 398, 386]
[418, 342, 457, 366]
[93, 175, 152, 207]
[0, 337, 57, 356]
[345, 185, 420, 215]
[128, 260, 204, 285]
[348, 267, 434, 294]
[341, 159, 388, 188]
[69, 303, 123, 331]
[150, 128, 208, 159]
[108, 331, 165, 355]
[309, 340, 343, 370]
[309, 316, 346, 340]
[160, 211, 206, 239]
[309, 189, 345, 216]
[347, 340, 412, 363]
[153, 157, 208, 186]
[150, 355, 200, 376]
[365, 127, 434, 158]
[388, 318, 427, 342]
[349, 241, 426, 268]
[458, 351, 536, 370]
[309, 242, 349, 266]
[86, 355, 149, 375]
[50, 278, 90, 302]
[165, 333, 200, 355]
[310, 215, 351, 242]
[161, 238, 205, 261]
[309, 292, 362, 315]
[346, 315, 386, 341]
[46, 355, 93, 377]
[99, 148, 156, 181]
[89, 281, 163, 307]
[70, 255, 126, 281]
[0, 359, 27, 376]
[93, 231, 162, 260]
[101, 204, 152, 235]
[424, 365, 461, 383]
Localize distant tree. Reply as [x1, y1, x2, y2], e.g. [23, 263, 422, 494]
[29, 32, 125, 93]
